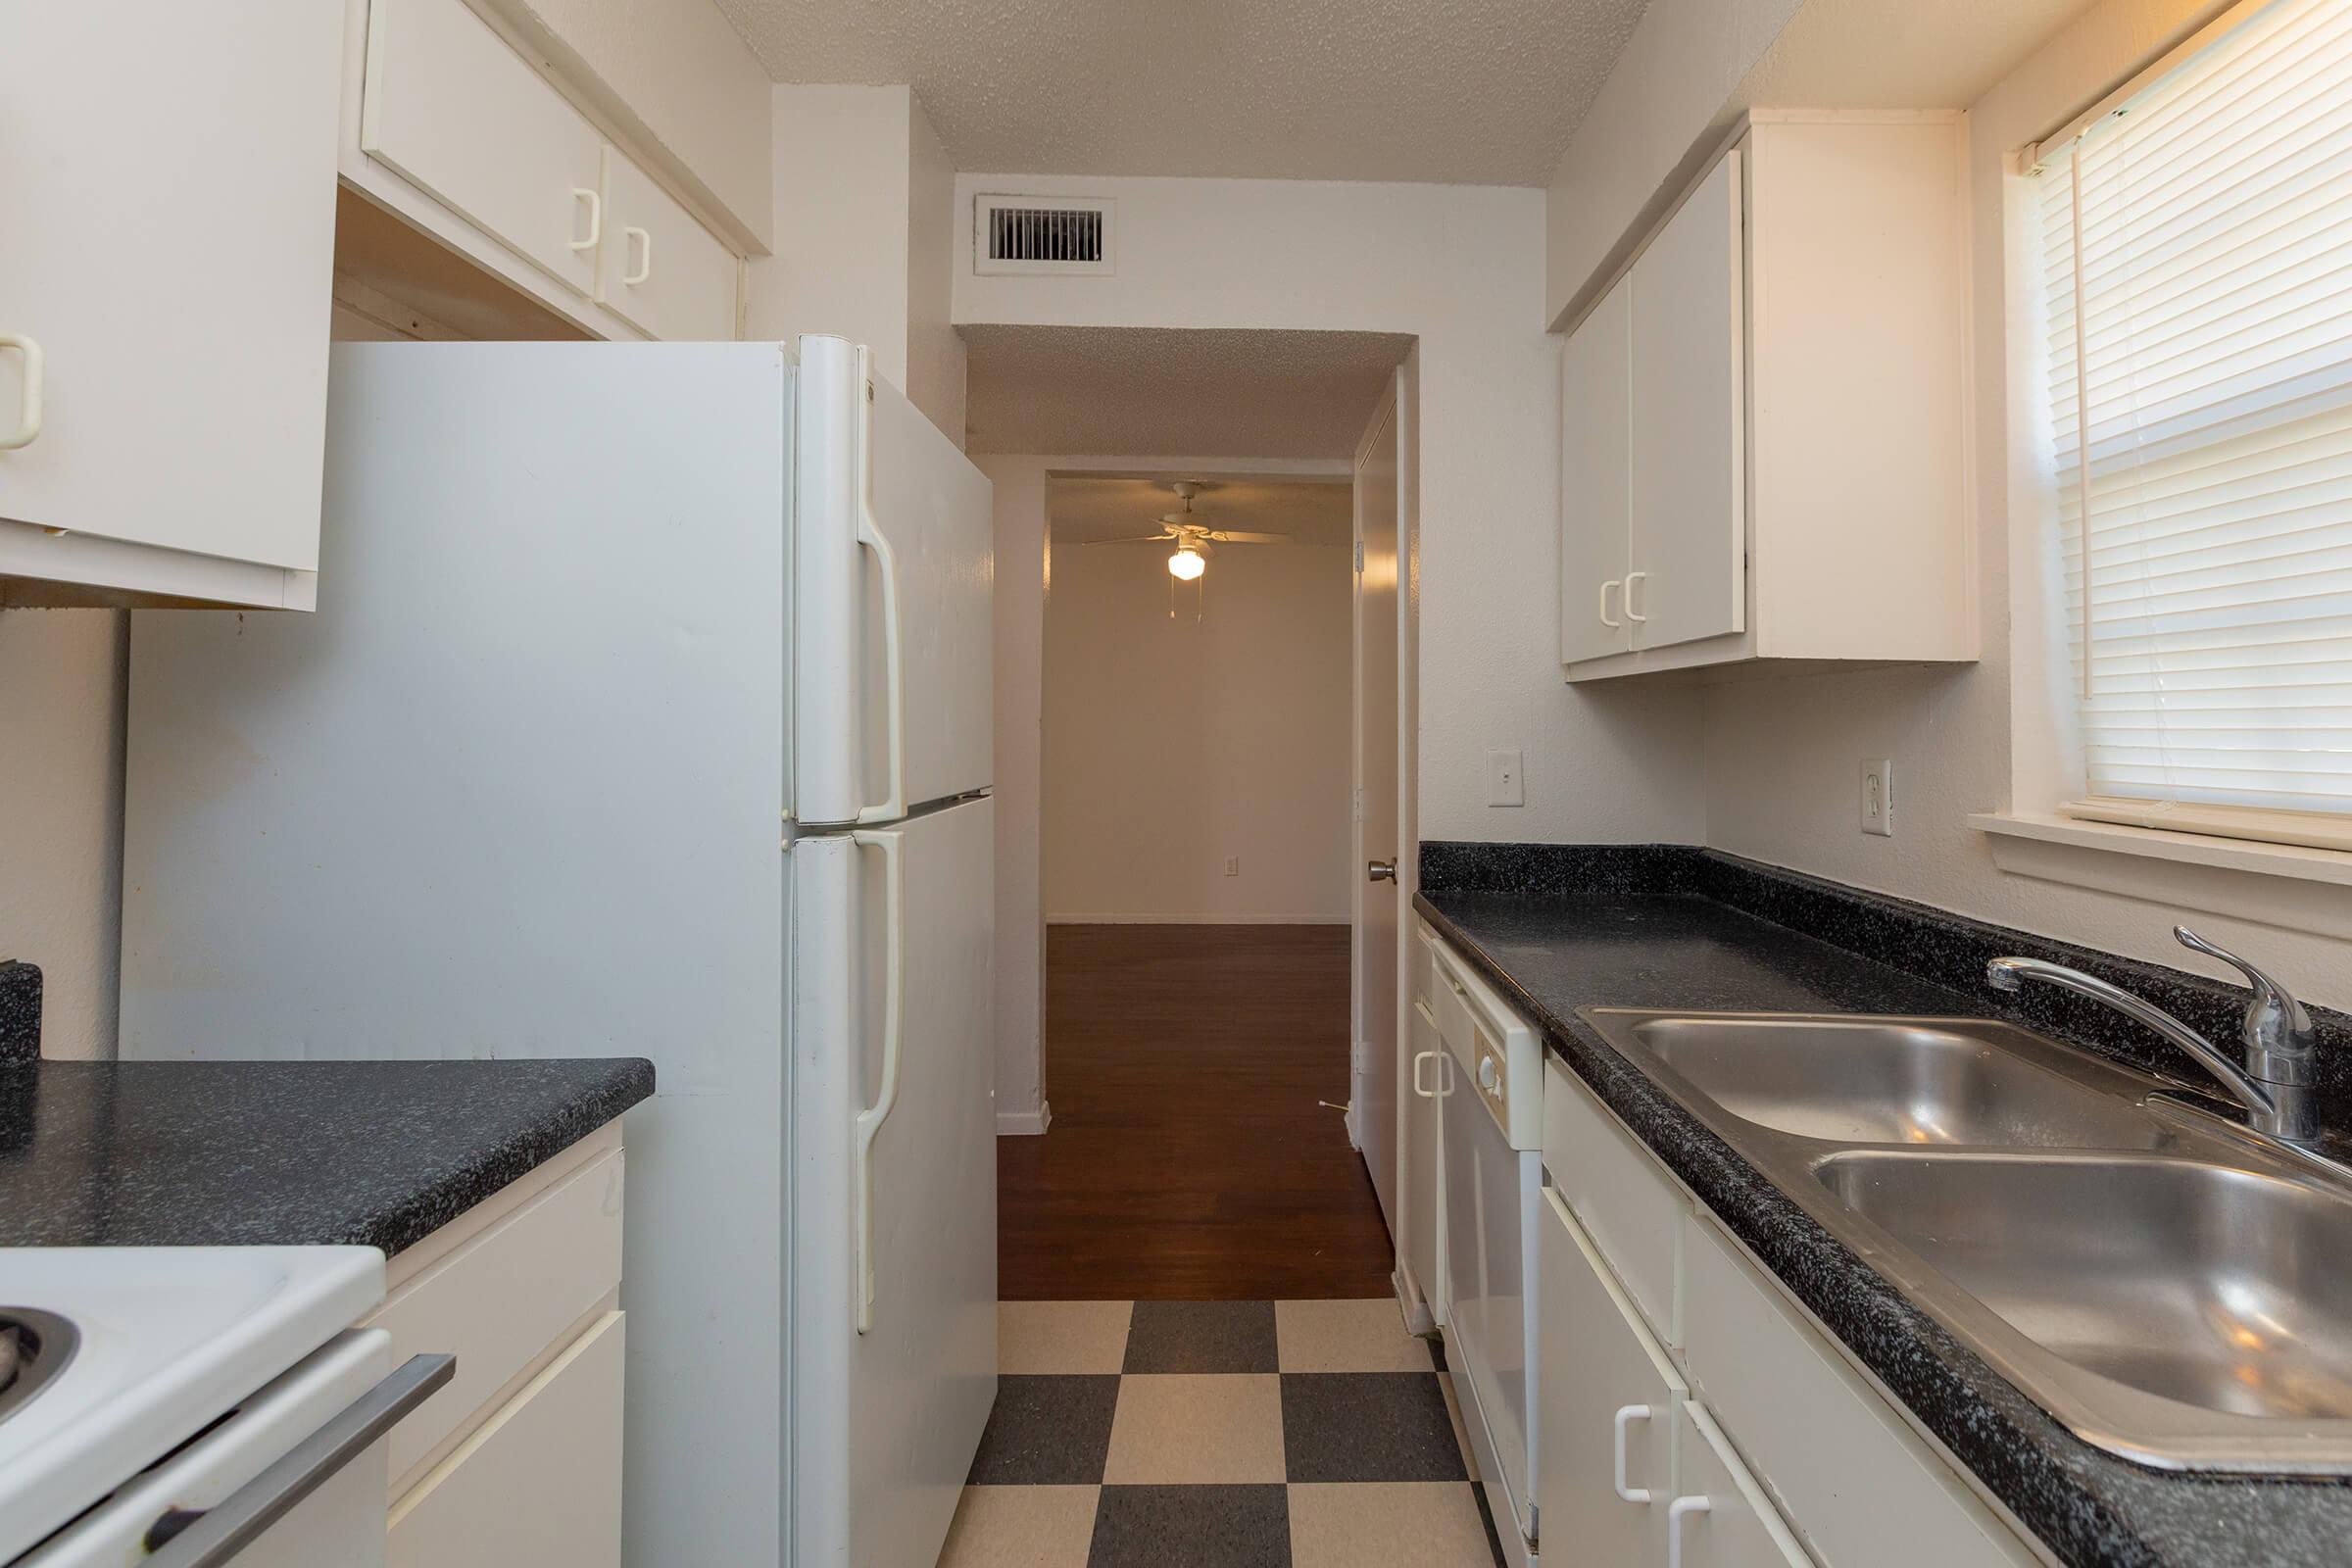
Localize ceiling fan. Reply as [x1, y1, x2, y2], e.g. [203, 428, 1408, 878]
[1085, 482, 1296, 581]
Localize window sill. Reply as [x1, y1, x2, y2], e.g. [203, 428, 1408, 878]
[1969, 811, 2352, 940]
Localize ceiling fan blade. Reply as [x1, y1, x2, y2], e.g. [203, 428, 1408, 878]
[1205, 530, 1295, 544]
[1084, 533, 1180, 546]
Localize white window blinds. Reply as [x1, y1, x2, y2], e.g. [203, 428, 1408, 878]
[2036, 0, 2352, 847]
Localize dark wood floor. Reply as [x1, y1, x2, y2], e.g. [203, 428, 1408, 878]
[998, 923, 1397, 1300]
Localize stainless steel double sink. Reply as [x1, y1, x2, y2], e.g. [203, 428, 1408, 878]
[1578, 1008, 2352, 1473]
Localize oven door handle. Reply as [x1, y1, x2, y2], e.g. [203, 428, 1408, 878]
[142, 1352, 456, 1568]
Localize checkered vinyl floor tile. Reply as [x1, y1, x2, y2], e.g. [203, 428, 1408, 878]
[941, 1300, 1508, 1567]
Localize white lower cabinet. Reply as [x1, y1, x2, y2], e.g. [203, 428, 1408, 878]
[388, 1310, 625, 1568]
[1537, 1058, 2040, 1568]
[1669, 1403, 1813, 1568]
[1536, 1189, 1684, 1563]
[365, 1122, 629, 1567]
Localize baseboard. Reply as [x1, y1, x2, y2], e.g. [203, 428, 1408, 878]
[997, 1101, 1052, 1136]
[1393, 1268, 1435, 1337]
[1046, 913, 1350, 926]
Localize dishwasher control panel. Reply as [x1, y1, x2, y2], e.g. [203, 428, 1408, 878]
[1433, 942, 1544, 1149]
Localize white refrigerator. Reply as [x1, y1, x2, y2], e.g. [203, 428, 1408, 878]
[118, 336, 1000, 1568]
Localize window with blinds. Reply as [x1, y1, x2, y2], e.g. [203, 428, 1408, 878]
[2034, 0, 2352, 852]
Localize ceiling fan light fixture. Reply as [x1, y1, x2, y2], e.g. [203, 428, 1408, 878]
[1167, 546, 1206, 581]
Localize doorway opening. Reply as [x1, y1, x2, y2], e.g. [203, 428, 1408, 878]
[968, 324, 1418, 1304]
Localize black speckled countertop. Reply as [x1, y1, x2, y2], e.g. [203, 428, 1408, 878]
[1416, 843, 2352, 1568]
[0, 1056, 653, 1257]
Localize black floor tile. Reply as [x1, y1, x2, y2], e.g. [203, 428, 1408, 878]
[967, 1374, 1122, 1485]
[1472, 1478, 1509, 1565]
[1280, 1372, 1470, 1483]
[1089, 1484, 1292, 1567]
[1122, 1300, 1280, 1374]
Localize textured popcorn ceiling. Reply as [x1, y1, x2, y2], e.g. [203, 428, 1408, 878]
[716, 0, 1655, 185]
[964, 324, 1411, 457]
[1052, 474, 1355, 546]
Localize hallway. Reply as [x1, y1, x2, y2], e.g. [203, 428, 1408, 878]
[997, 924, 1395, 1300]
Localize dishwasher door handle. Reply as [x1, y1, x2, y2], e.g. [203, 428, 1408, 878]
[142, 1352, 455, 1568]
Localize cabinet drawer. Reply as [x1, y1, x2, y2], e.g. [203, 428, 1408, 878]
[389, 1309, 625, 1568]
[597, 152, 737, 340]
[1542, 1057, 1683, 1346]
[1681, 1214, 2036, 1568]
[366, 1143, 624, 1494]
[362, 0, 606, 299]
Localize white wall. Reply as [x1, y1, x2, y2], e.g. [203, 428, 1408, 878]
[1044, 495, 1353, 925]
[979, 456, 1050, 1131]
[1544, 0, 2117, 326]
[1681, 0, 2352, 1009]
[955, 172, 1708, 849]
[1544, 0, 1804, 326]
[479, 0, 772, 251]
[750, 87, 967, 443]
[0, 611, 125, 1058]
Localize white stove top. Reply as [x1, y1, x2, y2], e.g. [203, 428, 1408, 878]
[0, 1247, 384, 1562]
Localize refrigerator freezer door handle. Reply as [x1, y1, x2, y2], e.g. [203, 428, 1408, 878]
[852, 345, 907, 826]
[850, 826, 905, 1333]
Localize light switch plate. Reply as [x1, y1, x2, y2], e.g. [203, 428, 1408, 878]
[1487, 748, 1525, 808]
[1224, 856, 1240, 876]
[1860, 759, 1894, 836]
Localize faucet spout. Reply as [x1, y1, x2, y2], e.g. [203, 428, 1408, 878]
[1984, 956, 2285, 1128]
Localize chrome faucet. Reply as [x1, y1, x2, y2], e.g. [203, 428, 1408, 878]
[1987, 926, 2321, 1148]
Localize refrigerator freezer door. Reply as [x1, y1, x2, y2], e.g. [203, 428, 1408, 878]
[792, 335, 994, 826]
[791, 795, 998, 1568]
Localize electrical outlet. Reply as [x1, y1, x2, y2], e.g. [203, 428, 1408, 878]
[1487, 748, 1525, 808]
[1224, 856, 1240, 876]
[1860, 759, 1894, 836]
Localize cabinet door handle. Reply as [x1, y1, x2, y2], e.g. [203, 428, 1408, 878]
[1611, 1403, 1653, 1503]
[0, 333, 44, 452]
[1667, 1495, 1711, 1568]
[1624, 570, 1650, 623]
[623, 225, 653, 286]
[1412, 1049, 1441, 1098]
[1599, 578, 1621, 628]
[569, 187, 604, 254]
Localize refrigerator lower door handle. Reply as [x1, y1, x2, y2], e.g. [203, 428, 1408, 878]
[852, 344, 907, 826]
[850, 826, 905, 1333]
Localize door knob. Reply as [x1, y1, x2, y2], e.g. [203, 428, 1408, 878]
[1367, 858, 1397, 883]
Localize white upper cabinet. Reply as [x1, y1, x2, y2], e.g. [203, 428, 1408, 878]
[1559, 115, 1974, 681]
[1628, 152, 1745, 654]
[362, 0, 610, 301]
[1559, 273, 1633, 664]
[598, 155, 741, 342]
[343, 0, 741, 346]
[0, 0, 343, 606]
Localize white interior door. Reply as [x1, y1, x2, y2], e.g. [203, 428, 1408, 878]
[1538, 1190, 1686, 1564]
[1561, 274, 1634, 664]
[1352, 379, 1402, 1229]
[1629, 149, 1746, 652]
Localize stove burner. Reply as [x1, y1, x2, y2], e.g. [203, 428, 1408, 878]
[0, 1309, 78, 1425]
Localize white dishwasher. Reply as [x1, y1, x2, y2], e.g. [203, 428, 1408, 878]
[1434, 941, 1546, 1565]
